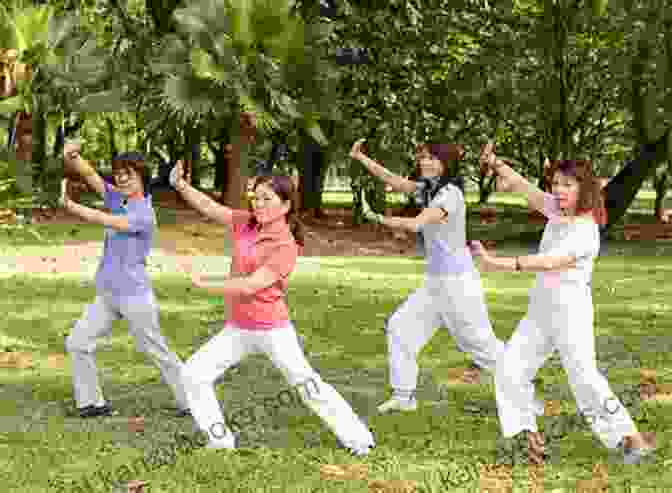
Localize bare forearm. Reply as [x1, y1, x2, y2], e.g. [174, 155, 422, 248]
[494, 162, 535, 194]
[483, 254, 575, 273]
[64, 201, 107, 225]
[200, 277, 253, 296]
[358, 155, 415, 193]
[493, 160, 546, 211]
[178, 183, 231, 221]
[379, 215, 419, 233]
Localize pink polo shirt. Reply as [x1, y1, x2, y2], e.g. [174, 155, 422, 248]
[227, 210, 299, 330]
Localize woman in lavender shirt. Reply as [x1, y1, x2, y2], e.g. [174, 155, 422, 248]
[61, 142, 189, 418]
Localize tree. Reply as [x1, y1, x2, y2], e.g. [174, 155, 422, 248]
[145, 0, 337, 208]
[0, 0, 123, 215]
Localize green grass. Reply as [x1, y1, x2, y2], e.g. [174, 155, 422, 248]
[1, 200, 670, 492]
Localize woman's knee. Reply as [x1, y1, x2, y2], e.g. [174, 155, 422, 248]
[181, 362, 211, 387]
[495, 354, 528, 386]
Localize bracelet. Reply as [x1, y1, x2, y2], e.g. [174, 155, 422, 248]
[515, 257, 521, 272]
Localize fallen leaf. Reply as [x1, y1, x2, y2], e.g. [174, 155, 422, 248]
[575, 477, 608, 493]
[128, 417, 145, 433]
[0, 351, 33, 369]
[127, 479, 149, 493]
[368, 479, 416, 493]
[320, 463, 368, 481]
[544, 400, 561, 417]
[46, 353, 67, 369]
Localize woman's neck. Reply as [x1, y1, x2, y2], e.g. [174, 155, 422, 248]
[259, 216, 290, 234]
[557, 208, 594, 224]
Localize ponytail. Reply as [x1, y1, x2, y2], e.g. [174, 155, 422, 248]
[287, 210, 306, 249]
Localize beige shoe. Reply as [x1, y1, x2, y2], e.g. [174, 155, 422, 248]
[377, 397, 418, 414]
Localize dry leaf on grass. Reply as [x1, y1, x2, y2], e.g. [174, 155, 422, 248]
[441, 367, 473, 386]
[46, 353, 66, 369]
[0, 351, 33, 369]
[320, 463, 368, 481]
[127, 479, 149, 493]
[640, 369, 657, 383]
[544, 400, 561, 417]
[575, 478, 608, 493]
[128, 417, 145, 433]
[479, 464, 513, 493]
[592, 463, 608, 479]
[368, 479, 416, 493]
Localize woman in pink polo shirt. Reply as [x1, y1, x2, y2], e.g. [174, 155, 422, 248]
[170, 162, 375, 454]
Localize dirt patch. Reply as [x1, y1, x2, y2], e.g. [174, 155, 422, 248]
[300, 209, 417, 257]
[15, 203, 418, 261]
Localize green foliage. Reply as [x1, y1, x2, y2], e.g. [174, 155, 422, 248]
[150, 0, 337, 146]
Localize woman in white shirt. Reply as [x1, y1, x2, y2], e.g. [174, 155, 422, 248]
[474, 143, 655, 465]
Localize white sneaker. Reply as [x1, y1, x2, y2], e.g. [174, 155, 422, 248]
[377, 397, 418, 414]
[206, 432, 236, 450]
[533, 399, 545, 416]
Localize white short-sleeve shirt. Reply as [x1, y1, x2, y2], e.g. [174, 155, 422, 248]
[417, 183, 475, 277]
[533, 193, 600, 291]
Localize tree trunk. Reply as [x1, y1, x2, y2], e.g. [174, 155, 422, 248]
[106, 117, 117, 159]
[187, 127, 201, 188]
[602, 132, 670, 230]
[212, 142, 228, 193]
[15, 112, 32, 161]
[224, 144, 245, 209]
[146, 0, 182, 34]
[299, 132, 327, 218]
[653, 168, 669, 221]
[222, 113, 256, 209]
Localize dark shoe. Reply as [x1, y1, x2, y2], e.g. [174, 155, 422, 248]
[620, 433, 656, 465]
[78, 403, 113, 418]
[175, 408, 192, 418]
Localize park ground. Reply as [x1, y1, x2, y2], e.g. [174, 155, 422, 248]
[1, 190, 671, 492]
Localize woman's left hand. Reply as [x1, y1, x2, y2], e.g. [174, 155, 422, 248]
[468, 240, 489, 259]
[191, 272, 206, 289]
[59, 178, 72, 209]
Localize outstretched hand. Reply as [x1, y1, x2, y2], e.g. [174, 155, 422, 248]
[350, 138, 367, 161]
[361, 189, 384, 224]
[467, 240, 489, 259]
[59, 178, 72, 209]
[170, 160, 191, 191]
[479, 142, 497, 176]
[63, 141, 81, 163]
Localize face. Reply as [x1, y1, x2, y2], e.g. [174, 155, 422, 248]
[251, 182, 290, 224]
[113, 165, 144, 197]
[416, 148, 444, 179]
[551, 171, 580, 212]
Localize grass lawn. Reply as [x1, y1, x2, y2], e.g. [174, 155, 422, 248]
[0, 194, 670, 492]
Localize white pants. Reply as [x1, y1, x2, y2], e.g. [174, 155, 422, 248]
[386, 270, 504, 395]
[181, 322, 375, 451]
[65, 291, 189, 410]
[495, 287, 637, 449]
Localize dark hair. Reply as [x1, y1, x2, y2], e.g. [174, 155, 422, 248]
[547, 159, 607, 224]
[407, 143, 465, 196]
[111, 152, 152, 196]
[249, 175, 306, 247]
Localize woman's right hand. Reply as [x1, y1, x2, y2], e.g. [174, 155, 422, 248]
[479, 142, 497, 176]
[170, 160, 191, 191]
[63, 141, 81, 163]
[350, 138, 367, 161]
